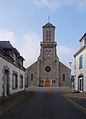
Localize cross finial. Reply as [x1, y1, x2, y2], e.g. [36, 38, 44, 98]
[48, 16, 50, 23]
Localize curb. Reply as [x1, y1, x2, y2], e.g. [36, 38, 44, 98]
[63, 95, 86, 115]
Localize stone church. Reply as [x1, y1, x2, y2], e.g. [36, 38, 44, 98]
[27, 22, 71, 87]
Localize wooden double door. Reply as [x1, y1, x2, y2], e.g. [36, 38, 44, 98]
[45, 80, 51, 87]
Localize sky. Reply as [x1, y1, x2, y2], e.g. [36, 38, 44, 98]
[0, 0, 86, 73]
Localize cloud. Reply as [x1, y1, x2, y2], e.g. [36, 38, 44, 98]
[0, 29, 40, 67]
[58, 45, 74, 68]
[19, 33, 40, 67]
[0, 29, 74, 69]
[58, 45, 73, 56]
[0, 29, 16, 45]
[33, 0, 86, 9]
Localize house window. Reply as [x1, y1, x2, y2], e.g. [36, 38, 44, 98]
[12, 73, 18, 89]
[20, 75, 23, 88]
[20, 60, 23, 66]
[14, 54, 17, 64]
[63, 74, 65, 82]
[31, 73, 33, 81]
[84, 38, 86, 45]
[79, 55, 83, 69]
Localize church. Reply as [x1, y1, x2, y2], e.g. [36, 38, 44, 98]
[27, 22, 71, 87]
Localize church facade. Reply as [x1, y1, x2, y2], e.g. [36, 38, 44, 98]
[27, 22, 71, 87]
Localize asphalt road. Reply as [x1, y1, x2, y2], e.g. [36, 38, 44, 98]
[1, 91, 86, 119]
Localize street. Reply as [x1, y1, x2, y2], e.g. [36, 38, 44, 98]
[1, 91, 86, 119]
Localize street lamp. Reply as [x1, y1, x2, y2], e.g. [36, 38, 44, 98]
[69, 61, 74, 91]
[69, 61, 72, 68]
[69, 61, 72, 88]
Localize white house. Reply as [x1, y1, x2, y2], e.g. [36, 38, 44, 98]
[74, 33, 86, 92]
[0, 41, 26, 97]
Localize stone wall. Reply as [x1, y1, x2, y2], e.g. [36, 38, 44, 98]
[59, 62, 71, 87]
[27, 61, 38, 86]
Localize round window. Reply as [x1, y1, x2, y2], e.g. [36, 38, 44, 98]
[45, 66, 51, 72]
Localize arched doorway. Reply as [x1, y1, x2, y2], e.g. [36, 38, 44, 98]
[78, 75, 84, 92]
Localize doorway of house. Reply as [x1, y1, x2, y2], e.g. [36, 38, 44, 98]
[45, 79, 51, 87]
[78, 75, 84, 92]
[3, 70, 10, 96]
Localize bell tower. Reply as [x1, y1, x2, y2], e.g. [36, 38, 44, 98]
[37, 22, 59, 87]
[39, 22, 58, 61]
[43, 22, 55, 43]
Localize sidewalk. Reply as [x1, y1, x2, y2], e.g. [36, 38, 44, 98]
[0, 91, 28, 117]
[63, 92, 86, 115]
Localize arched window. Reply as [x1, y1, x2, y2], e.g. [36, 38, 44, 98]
[63, 74, 65, 82]
[49, 31, 51, 37]
[46, 31, 48, 37]
[78, 75, 84, 92]
[31, 73, 33, 81]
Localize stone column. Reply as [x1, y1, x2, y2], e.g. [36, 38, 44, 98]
[40, 43, 44, 62]
[56, 59, 60, 87]
[37, 59, 40, 86]
[54, 46, 56, 61]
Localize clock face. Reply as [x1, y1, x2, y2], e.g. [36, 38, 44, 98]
[45, 66, 51, 72]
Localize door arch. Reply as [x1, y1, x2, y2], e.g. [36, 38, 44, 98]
[78, 74, 84, 92]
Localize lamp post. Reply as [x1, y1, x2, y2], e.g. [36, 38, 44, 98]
[69, 61, 74, 91]
[69, 61, 72, 88]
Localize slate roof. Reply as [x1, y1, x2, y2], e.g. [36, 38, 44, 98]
[18, 56, 25, 60]
[0, 41, 20, 55]
[80, 33, 86, 42]
[0, 41, 13, 49]
[13, 48, 20, 55]
[43, 22, 55, 28]
[74, 44, 86, 57]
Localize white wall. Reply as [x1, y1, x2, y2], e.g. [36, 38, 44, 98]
[74, 48, 86, 92]
[0, 57, 25, 96]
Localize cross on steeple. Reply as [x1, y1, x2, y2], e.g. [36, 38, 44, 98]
[48, 16, 50, 23]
